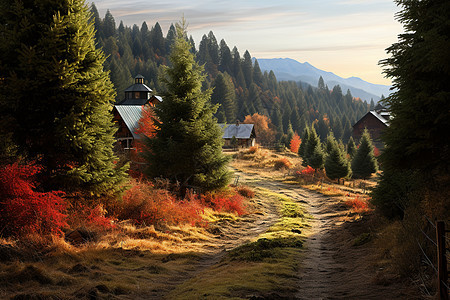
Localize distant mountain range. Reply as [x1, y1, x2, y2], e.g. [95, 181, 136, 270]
[256, 58, 392, 102]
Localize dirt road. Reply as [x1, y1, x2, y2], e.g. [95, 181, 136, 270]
[231, 169, 413, 300]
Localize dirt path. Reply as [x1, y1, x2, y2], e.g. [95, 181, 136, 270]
[233, 168, 413, 300]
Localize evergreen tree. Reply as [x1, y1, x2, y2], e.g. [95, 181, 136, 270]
[351, 129, 378, 179]
[309, 142, 325, 171]
[298, 126, 310, 165]
[242, 50, 253, 87]
[143, 20, 230, 193]
[347, 136, 357, 158]
[212, 73, 236, 122]
[304, 126, 321, 167]
[102, 9, 116, 39]
[0, 0, 127, 193]
[325, 137, 351, 181]
[318, 76, 325, 90]
[373, 0, 450, 219]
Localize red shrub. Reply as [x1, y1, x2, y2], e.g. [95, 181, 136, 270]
[66, 203, 116, 230]
[0, 162, 67, 236]
[345, 196, 370, 213]
[200, 191, 246, 216]
[119, 181, 206, 227]
[301, 166, 315, 175]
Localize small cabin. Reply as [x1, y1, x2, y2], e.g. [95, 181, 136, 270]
[113, 75, 161, 151]
[352, 104, 390, 149]
[220, 123, 256, 148]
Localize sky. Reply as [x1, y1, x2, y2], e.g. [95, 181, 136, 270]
[92, 0, 403, 86]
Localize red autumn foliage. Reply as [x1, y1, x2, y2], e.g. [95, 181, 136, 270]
[67, 203, 116, 230]
[0, 162, 67, 236]
[118, 180, 247, 227]
[373, 146, 380, 157]
[199, 191, 246, 216]
[344, 195, 370, 213]
[119, 181, 207, 227]
[289, 133, 302, 153]
[301, 166, 315, 175]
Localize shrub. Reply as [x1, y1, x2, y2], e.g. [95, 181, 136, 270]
[247, 146, 259, 154]
[66, 203, 116, 231]
[119, 180, 206, 227]
[236, 186, 255, 199]
[199, 191, 246, 216]
[345, 195, 370, 213]
[0, 162, 67, 236]
[274, 158, 292, 170]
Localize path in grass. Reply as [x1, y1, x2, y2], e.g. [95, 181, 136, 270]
[232, 168, 412, 300]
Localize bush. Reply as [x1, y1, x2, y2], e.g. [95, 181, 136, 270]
[66, 203, 116, 231]
[0, 162, 67, 236]
[345, 195, 370, 213]
[236, 186, 255, 199]
[200, 191, 246, 216]
[247, 146, 259, 154]
[118, 180, 206, 227]
[274, 158, 292, 170]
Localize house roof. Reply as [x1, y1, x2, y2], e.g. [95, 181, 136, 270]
[124, 83, 152, 93]
[115, 105, 143, 139]
[353, 110, 390, 128]
[117, 99, 148, 105]
[150, 95, 163, 103]
[219, 123, 255, 139]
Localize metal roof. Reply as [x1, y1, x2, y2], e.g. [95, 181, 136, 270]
[220, 124, 255, 139]
[151, 95, 163, 103]
[117, 99, 148, 105]
[353, 110, 390, 128]
[124, 83, 153, 93]
[115, 105, 143, 139]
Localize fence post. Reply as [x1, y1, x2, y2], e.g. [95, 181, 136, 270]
[436, 221, 448, 300]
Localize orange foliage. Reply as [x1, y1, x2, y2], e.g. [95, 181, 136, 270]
[373, 146, 380, 157]
[289, 133, 301, 153]
[344, 195, 371, 213]
[243, 113, 276, 144]
[134, 106, 156, 152]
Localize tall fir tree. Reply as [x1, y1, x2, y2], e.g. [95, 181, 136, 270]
[325, 136, 351, 181]
[143, 20, 230, 193]
[351, 129, 378, 179]
[373, 0, 450, 220]
[347, 136, 357, 158]
[0, 0, 127, 193]
[298, 126, 310, 166]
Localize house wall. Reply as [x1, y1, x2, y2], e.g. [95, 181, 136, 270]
[352, 113, 387, 149]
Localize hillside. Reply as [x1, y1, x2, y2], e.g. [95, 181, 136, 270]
[257, 58, 392, 102]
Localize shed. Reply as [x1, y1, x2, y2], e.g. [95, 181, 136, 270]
[220, 123, 256, 148]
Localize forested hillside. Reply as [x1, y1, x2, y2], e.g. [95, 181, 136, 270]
[91, 5, 370, 143]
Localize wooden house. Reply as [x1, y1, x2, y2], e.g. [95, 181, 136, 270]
[113, 75, 161, 151]
[220, 122, 256, 148]
[352, 104, 390, 149]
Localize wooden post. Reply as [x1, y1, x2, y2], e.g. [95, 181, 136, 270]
[436, 221, 448, 300]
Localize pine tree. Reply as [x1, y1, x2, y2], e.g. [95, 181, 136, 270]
[0, 0, 127, 193]
[143, 20, 230, 193]
[347, 136, 357, 158]
[304, 126, 321, 167]
[351, 129, 378, 179]
[325, 138, 351, 181]
[309, 142, 325, 171]
[298, 126, 310, 166]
